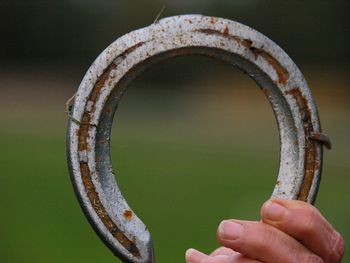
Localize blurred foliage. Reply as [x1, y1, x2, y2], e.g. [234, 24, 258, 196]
[1, 0, 350, 69]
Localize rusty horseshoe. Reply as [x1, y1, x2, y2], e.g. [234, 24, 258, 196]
[67, 15, 331, 263]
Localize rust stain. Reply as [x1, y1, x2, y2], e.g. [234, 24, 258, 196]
[294, 139, 299, 146]
[90, 64, 116, 104]
[285, 88, 318, 202]
[80, 162, 140, 257]
[249, 47, 289, 85]
[194, 29, 289, 85]
[309, 132, 332, 149]
[76, 47, 151, 256]
[223, 26, 229, 36]
[121, 41, 147, 57]
[123, 210, 133, 220]
[262, 87, 270, 97]
[195, 28, 235, 40]
[78, 114, 91, 151]
[239, 38, 253, 49]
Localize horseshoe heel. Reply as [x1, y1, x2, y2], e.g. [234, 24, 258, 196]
[67, 15, 330, 263]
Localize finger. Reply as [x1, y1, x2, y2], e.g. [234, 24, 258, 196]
[201, 254, 262, 263]
[186, 248, 232, 263]
[210, 247, 237, 257]
[187, 248, 262, 263]
[186, 248, 207, 263]
[261, 198, 345, 263]
[216, 220, 324, 263]
[200, 255, 232, 263]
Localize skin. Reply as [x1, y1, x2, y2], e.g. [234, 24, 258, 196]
[185, 199, 345, 263]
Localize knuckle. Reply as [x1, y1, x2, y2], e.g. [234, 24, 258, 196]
[297, 207, 319, 236]
[252, 223, 278, 249]
[264, 226, 278, 244]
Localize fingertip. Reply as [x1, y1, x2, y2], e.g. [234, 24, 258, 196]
[261, 199, 278, 219]
[218, 220, 244, 240]
[210, 247, 236, 257]
[260, 199, 270, 219]
[186, 248, 196, 258]
[185, 248, 207, 263]
[261, 200, 287, 222]
[268, 197, 309, 208]
[261, 198, 318, 222]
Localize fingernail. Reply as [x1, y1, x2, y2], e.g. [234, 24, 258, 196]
[186, 248, 206, 262]
[185, 248, 196, 259]
[218, 220, 244, 240]
[263, 201, 287, 221]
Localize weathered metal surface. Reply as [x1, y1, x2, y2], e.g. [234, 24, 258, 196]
[67, 15, 330, 263]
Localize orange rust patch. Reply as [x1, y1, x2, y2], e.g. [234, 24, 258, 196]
[123, 210, 133, 220]
[89, 63, 116, 105]
[240, 38, 253, 49]
[262, 87, 270, 97]
[299, 142, 317, 201]
[285, 88, 318, 202]
[223, 26, 229, 36]
[122, 41, 147, 57]
[230, 35, 289, 84]
[76, 44, 151, 256]
[78, 115, 91, 151]
[250, 47, 289, 85]
[77, 64, 116, 151]
[285, 88, 311, 122]
[195, 28, 239, 42]
[309, 132, 332, 149]
[80, 162, 140, 256]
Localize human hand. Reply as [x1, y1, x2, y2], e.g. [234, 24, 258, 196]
[185, 199, 344, 263]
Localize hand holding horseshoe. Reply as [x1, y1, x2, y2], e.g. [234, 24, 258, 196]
[67, 15, 335, 263]
[186, 198, 344, 263]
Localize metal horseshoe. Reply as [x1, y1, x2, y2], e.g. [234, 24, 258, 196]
[67, 15, 331, 263]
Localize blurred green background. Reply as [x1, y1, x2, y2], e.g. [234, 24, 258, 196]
[0, 1, 349, 262]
